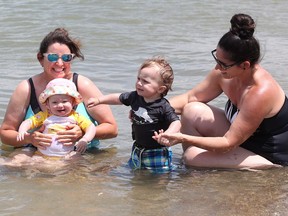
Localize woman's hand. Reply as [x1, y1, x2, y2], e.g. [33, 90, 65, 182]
[153, 129, 169, 146]
[30, 131, 53, 149]
[153, 130, 184, 147]
[57, 124, 83, 146]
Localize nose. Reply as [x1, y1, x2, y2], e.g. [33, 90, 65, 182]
[57, 102, 64, 108]
[56, 58, 64, 65]
[215, 63, 221, 70]
[136, 80, 142, 86]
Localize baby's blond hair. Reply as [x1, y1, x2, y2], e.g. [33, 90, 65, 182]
[139, 56, 174, 97]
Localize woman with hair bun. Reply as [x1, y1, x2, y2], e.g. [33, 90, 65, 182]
[154, 13, 288, 169]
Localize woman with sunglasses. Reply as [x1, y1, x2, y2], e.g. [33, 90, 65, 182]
[0, 28, 117, 152]
[154, 13, 288, 169]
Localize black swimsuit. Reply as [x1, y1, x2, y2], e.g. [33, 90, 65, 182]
[225, 97, 288, 165]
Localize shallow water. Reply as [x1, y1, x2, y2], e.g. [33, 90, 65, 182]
[1, 0, 288, 215]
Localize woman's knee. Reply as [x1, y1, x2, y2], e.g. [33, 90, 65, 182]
[182, 102, 229, 137]
[181, 102, 215, 136]
[182, 102, 206, 118]
[181, 102, 207, 131]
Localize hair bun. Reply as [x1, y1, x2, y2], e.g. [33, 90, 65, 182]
[229, 14, 255, 40]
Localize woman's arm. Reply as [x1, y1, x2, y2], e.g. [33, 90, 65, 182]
[0, 80, 32, 147]
[160, 100, 267, 153]
[153, 119, 182, 146]
[160, 76, 281, 152]
[0, 80, 53, 148]
[169, 69, 223, 114]
[0, 80, 50, 147]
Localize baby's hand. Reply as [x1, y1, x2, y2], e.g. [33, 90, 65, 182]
[153, 129, 170, 145]
[17, 132, 29, 142]
[87, 97, 100, 108]
[153, 130, 183, 147]
[74, 138, 88, 154]
[152, 129, 164, 142]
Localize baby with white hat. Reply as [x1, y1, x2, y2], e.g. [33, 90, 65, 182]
[17, 78, 96, 157]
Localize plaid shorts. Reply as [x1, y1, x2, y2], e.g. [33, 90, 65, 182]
[128, 143, 173, 172]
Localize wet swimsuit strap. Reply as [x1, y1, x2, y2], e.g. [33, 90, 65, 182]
[28, 78, 41, 114]
[73, 73, 79, 90]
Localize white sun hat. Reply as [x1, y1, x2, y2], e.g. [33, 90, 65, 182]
[39, 78, 82, 105]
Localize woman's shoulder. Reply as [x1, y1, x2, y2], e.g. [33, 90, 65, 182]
[207, 68, 224, 82]
[242, 68, 284, 115]
[76, 74, 101, 94]
[14, 79, 31, 95]
[76, 74, 94, 85]
[254, 67, 280, 94]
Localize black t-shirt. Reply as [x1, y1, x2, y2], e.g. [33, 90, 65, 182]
[119, 91, 179, 149]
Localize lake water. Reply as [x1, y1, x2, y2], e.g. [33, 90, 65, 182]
[1, 0, 288, 215]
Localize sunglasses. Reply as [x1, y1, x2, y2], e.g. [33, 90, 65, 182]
[211, 49, 240, 70]
[43, 53, 75, 62]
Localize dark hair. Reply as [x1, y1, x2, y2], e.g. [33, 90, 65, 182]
[38, 28, 84, 60]
[218, 14, 260, 67]
[139, 56, 174, 97]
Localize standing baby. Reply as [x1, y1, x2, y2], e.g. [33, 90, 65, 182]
[87, 57, 181, 172]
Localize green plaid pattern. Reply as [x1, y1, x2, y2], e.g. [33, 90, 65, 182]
[128, 144, 173, 172]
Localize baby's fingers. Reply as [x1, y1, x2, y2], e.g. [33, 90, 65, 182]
[87, 98, 99, 108]
[16, 132, 28, 142]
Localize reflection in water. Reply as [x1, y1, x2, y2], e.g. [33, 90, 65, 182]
[109, 165, 288, 216]
[0, 145, 120, 179]
[1, 144, 288, 215]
